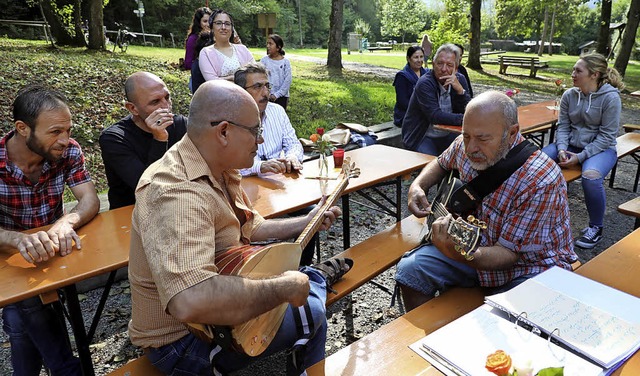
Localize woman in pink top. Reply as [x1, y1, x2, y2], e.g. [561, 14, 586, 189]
[198, 10, 254, 81]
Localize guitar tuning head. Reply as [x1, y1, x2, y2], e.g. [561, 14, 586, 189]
[478, 221, 487, 230]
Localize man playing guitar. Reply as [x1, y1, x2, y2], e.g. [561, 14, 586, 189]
[396, 91, 579, 311]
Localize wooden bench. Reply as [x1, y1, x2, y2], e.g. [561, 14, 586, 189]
[108, 216, 425, 375]
[367, 46, 392, 52]
[618, 196, 640, 229]
[623, 124, 640, 132]
[498, 55, 549, 78]
[561, 133, 640, 190]
[609, 132, 640, 192]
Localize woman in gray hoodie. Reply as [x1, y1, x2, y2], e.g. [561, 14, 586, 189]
[542, 53, 624, 249]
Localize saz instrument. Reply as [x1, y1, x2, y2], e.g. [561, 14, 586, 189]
[418, 170, 485, 260]
[188, 158, 360, 356]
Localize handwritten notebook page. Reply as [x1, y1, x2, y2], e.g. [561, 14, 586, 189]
[410, 305, 604, 376]
[485, 267, 640, 368]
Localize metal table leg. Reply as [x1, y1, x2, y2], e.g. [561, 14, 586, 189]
[62, 284, 95, 376]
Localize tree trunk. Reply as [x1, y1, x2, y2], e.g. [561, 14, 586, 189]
[614, 0, 640, 77]
[468, 0, 482, 69]
[40, 0, 74, 46]
[72, 0, 86, 47]
[87, 0, 105, 50]
[596, 0, 612, 55]
[327, 0, 344, 70]
[547, 4, 556, 56]
[537, 5, 549, 56]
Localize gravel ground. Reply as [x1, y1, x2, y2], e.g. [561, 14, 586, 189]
[1, 63, 639, 375]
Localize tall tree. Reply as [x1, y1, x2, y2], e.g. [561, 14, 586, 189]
[379, 0, 426, 43]
[468, 0, 482, 69]
[547, 2, 557, 55]
[87, 0, 104, 50]
[596, 0, 612, 55]
[40, 0, 75, 46]
[614, 0, 640, 77]
[537, 4, 549, 55]
[327, 0, 344, 69]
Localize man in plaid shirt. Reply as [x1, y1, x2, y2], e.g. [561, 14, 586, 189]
[0, 85, 100, 375]
[396, 91, 578, 311]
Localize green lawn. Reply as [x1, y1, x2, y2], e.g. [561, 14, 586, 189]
[1, 38, 637, 195]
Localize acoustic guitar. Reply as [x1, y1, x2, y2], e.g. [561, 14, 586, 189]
[188, 158, 360, 356]
[418, 170, 485, 260]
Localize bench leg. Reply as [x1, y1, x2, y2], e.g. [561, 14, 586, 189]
[633, 153, 640, 193]
[635, 217, 640, 230]
[609, 161, 618, 189]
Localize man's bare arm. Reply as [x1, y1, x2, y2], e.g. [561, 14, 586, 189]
[168, 270, 310, 325]
[47, 181, 100, 255]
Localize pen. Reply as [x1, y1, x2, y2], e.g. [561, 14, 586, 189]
[419, 345, 468, 376]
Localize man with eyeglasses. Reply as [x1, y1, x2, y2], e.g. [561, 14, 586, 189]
[402, 43, 471, 156]
[234, 62, 303, 177]
[128, 80, 351, 375]
[99, 71, 187, 209]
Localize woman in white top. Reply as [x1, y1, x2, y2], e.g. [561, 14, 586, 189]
[260, 34, 292, 110]
[198, 9, 254, 81]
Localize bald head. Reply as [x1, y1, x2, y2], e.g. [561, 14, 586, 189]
[464, 91, 518, 132]
[188, 80, 259, 133]
[124, 72, 166, 103]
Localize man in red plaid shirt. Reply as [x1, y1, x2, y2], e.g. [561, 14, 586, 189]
[396, 90, 578, 311]
[0, 85, 99, 375]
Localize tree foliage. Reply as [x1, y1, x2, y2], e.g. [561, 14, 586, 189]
[378, 0, 426, 43]
[427, 0, 468, 50]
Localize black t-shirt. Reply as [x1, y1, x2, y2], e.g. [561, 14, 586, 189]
[99, 114, 187, 209]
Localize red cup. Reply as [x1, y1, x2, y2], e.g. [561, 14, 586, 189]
[333, 148, 345, 168]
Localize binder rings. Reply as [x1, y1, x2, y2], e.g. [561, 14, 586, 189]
[410, 267, 640, 375]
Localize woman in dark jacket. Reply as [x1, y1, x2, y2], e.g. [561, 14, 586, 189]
[393, 46, 426, 127]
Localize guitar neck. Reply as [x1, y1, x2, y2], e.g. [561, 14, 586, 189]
[296, 170, 350, 250]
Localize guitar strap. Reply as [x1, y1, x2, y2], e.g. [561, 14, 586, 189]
[448, 140, 537, 215]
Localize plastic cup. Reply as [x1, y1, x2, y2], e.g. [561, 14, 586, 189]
[333, 148, 345, 168]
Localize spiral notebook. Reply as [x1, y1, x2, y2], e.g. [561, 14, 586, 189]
[410, 267, 640, 375]
[410, 305, 605, 376]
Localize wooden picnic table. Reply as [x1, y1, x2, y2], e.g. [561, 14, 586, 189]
[434, 100, 558, 147]
[307, 227, 640, 375]
[242, 144, 434, 248]
[0, 205, 133, 376]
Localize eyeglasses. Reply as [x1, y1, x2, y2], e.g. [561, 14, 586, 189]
[212, 21, 233, 28]
[244, 82, 272, 91]
[211, 121, 263, 140]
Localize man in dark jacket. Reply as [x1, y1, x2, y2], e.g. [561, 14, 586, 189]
[402, 43, 471, 155]
[99, 72, 187, 209]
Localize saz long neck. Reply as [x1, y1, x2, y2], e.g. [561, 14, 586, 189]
[295, 169, 351, 250]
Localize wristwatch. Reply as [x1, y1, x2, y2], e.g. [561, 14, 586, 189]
[460, 89, 466, 96]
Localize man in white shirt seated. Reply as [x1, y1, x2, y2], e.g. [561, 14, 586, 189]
[234, 62, 304, 177]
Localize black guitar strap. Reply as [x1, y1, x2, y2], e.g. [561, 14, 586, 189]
[448, 140, 538, 215]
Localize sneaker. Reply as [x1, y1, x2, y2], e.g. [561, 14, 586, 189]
[575, 226, 603, 249]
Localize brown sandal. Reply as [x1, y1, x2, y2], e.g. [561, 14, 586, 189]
[310, 257, 353, 293]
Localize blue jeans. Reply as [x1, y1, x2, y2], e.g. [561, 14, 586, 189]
[415, 132, 458, 156]
[2, 296, 81, 376]
[148, 267, 328, 375]
[395, 244, 535, 300]
[542, 143, 617, 228]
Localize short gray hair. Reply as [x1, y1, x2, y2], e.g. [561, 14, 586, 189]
[234, 63, 268, 89]
[434, 43, 460, 65]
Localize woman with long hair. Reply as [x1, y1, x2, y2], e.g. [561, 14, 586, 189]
[184, 7, 211, 71]
[260, 34, 292, 110]
[198, 9, 254, 81]
[542, 53, 624, 249]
